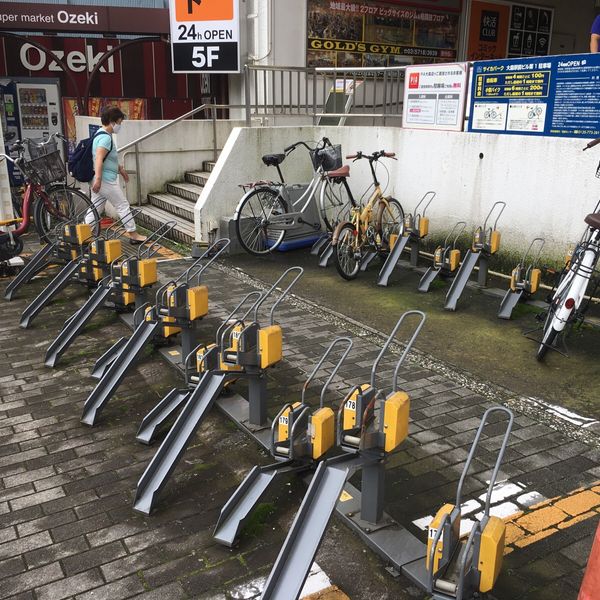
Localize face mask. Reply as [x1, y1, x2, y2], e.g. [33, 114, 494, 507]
[112, 123, 122, 134]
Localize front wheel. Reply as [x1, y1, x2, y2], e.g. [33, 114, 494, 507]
[34, 185, 100, 243]
[319, 177, 354, 232]
[333, 223, 361, 280]
[376, 197, 404, 250]
[234, 187, 287, 256]
[536, 325, 558, 361]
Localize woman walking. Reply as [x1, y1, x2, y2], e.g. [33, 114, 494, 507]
[88, 106, 146, 244]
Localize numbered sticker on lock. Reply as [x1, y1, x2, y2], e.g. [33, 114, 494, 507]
[169, 0, 240, 73]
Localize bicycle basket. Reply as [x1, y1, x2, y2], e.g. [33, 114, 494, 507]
[25, 138, 59, 160]
[310, 144, 342, 171]
[26, 150, 66, 185]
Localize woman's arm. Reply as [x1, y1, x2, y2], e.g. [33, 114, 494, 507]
[592, 33, 600, 53]
[92, 146, 108, 193]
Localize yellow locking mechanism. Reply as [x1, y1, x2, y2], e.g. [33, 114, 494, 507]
[271, 336, 353, 463]
[425, 406, 513, 599]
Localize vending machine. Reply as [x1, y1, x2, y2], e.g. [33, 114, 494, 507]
[0, 77, 63, 186]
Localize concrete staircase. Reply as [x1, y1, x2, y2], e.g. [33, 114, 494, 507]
[137, 160, 215, 246]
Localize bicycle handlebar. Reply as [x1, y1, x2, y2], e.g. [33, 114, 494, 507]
[346, 150, 396, 161]
[583, 137, 600, 151]
[284, 137, 332, 155]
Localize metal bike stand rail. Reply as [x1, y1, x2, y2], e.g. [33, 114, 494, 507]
[318, 241, 334, 267]
[18, 218, 104, 329]
[4, 205, 91, 302]
[418, 221, 467, 293]
[444, 202, 506, 311]
[498, 237, 545, 320]
[260, 311, 428, 600]
[379, 192, 436, 287]
[80, 238, 230, 427]
[132, 267, 304, 515]
[213, 336, 353, 547]
[4, 241, 56, 301]
[404, 406, 514, 600]
[44, 220, 175, 368]
[135, 291, 263, 445]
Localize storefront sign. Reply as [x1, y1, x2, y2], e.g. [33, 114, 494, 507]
[169, 0, 239, 73]
[0, 3, 168, 35]
[402, 63, 468, 131]
[468, 53, 600, 138]
[307, 0, 460, 67]
[467, 1, 553, 61]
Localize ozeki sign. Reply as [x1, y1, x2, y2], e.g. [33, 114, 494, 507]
[169, 0, 239, 73]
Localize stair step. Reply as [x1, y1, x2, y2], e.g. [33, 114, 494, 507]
[165, 182, 204, 202]
[137, 206, 195, 246]
[147, 193, 195, 222]
[202, 160, 216, 173]
[185, 171, 210, 187]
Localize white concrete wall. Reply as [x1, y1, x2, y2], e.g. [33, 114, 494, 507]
[75, 116, 245, 204]
[194, 125, 599, 259]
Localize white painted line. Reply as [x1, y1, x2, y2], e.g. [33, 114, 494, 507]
[524, 396, 599, 429]
[228, 562, 333, 600]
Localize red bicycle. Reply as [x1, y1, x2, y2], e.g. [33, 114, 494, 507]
[0, 133, 99, 262]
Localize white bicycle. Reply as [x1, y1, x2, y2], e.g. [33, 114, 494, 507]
[536, 137, 600, 360]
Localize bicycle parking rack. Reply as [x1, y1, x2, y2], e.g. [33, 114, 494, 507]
[260, 311, 427, 600]
[410, 406, 514, 600]
[444, 202, 506, 311]
[132, 266, 303, 515]
[498, 238, 544, 320]
[378, 192, 435, 286]
[44, 221, 176, 368]
[213, 336, 353, 547]
[80, 238, 230, 427]
[19, 222, 99, 329]
[418, 221, 467, 293]
[4, 207, 96, 302]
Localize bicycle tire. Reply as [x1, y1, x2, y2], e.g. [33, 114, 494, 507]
[319, 177, 354, 232]
[536, 323, 558, 361]
[333, 222, 361, 280]
[234, 187, 288, 256]
[34, 185, 100, 244]
[376, 197, 404, 249]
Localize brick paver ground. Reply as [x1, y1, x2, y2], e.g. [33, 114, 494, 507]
[0, 251, 599, 600]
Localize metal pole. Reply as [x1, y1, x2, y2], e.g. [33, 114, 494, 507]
[134, 143, 142, 207]
[212, 105, 217, 162]
[360, 461, 385, 524]
[244, 65, 252, 127]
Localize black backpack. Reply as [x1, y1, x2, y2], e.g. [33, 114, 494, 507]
[69, 130, 113, 183]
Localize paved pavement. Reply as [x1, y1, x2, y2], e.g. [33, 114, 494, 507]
[0, 245, 598, 600]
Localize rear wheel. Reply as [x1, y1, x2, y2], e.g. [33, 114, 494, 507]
[536, 324, 558, 361]
[376, 197, 404, 249]
[333, 223, 361, 280]
[34, 185, 99, 243]
[319, 177, 354, 232]
[234, 187, 287, 256]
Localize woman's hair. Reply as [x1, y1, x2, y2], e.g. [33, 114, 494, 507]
[100, 106, 126, 126]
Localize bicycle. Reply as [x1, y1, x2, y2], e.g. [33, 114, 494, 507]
[332, 150, 404, 280]
[233, 137, 355, 256]
[535, 137, 600, 360]
[0, 133, 99, 262]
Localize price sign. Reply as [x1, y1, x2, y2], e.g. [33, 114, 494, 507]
[169, 0, 239, 73]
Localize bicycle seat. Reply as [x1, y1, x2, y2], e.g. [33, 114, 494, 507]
[262, 154, 286, 167]
[585, 213, 600, 231]
[326, 165, 350, 178]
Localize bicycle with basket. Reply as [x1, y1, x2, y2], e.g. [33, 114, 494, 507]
[233, 137, 355, 256]
[0, 133, 98, 262]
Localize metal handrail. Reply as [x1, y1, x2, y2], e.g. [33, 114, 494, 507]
[118, 102, 243, 206]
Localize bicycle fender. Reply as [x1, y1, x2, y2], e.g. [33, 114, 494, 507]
[331, 220, 353, 245]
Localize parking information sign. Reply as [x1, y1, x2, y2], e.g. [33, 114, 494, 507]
[169, 0, 239, 73]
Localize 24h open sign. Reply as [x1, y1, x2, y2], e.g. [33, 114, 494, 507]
[169, 0, 239, 73]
